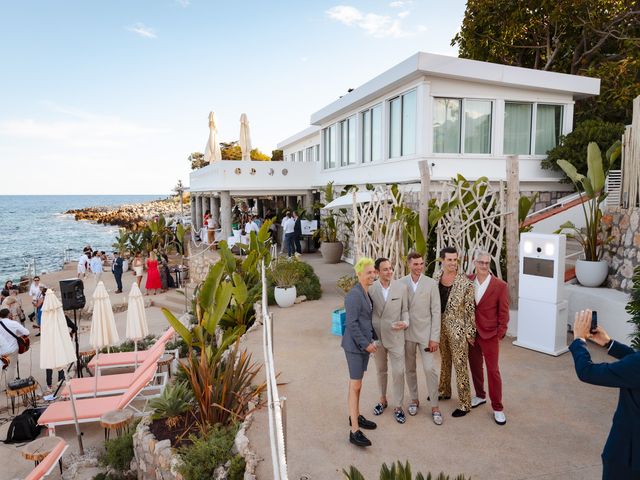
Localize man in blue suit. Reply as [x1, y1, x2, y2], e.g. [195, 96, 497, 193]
[570, 309, 640, 480]
[111, 251, 124, 294]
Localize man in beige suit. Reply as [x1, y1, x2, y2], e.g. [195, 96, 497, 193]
[370, 257, 410, 424]
[402, 252, 443, 425]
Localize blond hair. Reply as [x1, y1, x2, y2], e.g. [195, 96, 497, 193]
[354, 257, 374, 274]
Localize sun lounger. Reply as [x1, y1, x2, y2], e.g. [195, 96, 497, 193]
[39, 364, 158, 436]
[60, 343, 167, 399]
[24, 438, 68, 480]
[87, 327, 176, 374]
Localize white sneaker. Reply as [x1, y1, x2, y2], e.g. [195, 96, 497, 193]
[471, 396, 486, 408]
[494, 410, 506, 425]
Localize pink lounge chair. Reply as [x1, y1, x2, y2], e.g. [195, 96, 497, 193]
[24, 438, 68, 480]
[87, 327, 176, 374]
[60, 343, 167, 399]
[39, 364, 157, 436]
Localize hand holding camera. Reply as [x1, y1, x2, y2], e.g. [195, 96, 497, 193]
[573, 309, 612, 347]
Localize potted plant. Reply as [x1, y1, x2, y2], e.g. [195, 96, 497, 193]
[331, 274, 358, 335]
[556, 141, 620, 287]
[271, 257, 302, 308]
[315, 182, 346, 263]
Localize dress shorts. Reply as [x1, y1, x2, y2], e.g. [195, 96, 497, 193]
[344, 351, 369, 380]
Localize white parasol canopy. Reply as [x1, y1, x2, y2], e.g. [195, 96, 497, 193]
[125, 282, 148, 366]
[323, 190, 386, 210]
[204, 111, 222, 164]
[239, 113, 252, 161]
[90, 281, 120, 395]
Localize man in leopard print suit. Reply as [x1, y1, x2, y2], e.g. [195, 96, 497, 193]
[434, 247, 476, 416]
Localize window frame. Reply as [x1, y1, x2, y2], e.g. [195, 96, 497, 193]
[432, 97, 494, 155]
[502, 101, 564, 156]
[388, 89, 417, 159]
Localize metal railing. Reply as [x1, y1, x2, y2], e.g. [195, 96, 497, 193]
[260, 260, 288, 479]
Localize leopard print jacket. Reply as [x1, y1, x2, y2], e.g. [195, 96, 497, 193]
[433, 270, 476, 341]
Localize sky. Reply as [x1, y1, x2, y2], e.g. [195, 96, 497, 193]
[0, 1, 466, 195]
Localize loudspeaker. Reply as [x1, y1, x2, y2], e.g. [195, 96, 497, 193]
[59, 279, 86, 310]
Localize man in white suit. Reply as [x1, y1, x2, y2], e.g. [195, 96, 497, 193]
[402, 252, 443, 425]
[370, 257, 410, 424]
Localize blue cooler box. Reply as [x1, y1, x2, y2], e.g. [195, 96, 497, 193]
[331, 308, 346, 336]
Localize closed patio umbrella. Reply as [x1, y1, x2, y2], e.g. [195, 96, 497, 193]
[125, 282, 148, 367]
[239, 113, 252, 161]
[39, 289, 84, 454]
[90, 281, 120, 396]
[204, 111, 222, 163]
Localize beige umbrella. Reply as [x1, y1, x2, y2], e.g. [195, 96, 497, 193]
[90, 281, 120, 396]
[239, 113, 252, 161]
[39, 289, 84, 454]
[204, 111, 222, 164]
[125, 282, 148, 367]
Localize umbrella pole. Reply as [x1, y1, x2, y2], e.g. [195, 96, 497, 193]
[73, 309, 82, 378]
[93, 351, 99, 397]
[134, 340, 138, 369]
[66, 379, 85, 455]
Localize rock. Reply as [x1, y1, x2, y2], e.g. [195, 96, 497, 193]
[294, 295, 307, 304]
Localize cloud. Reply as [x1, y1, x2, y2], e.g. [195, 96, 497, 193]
[126, 22, 157, 39]
[389, 1, 413, 7]
[175, 0, 190, 6]
[326, 5, 422, 38]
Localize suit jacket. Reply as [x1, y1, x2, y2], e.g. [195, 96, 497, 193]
[433, 270, 476, 341]
[469, 274, 509, 340]
[370, 279, 409, 351]
[401, 274, 441, 345]
[341, 283, 377, 354]
[112, 256, 124, 274]
[569, 339, 640, 471]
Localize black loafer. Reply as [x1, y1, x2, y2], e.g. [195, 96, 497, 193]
[349, 415, 377, 430]
[427, 395, 451, 401]
[452, 408, 469, 417]
[349, 429, 371, 447]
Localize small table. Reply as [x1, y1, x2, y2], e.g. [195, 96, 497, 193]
[21, 436, 65, 474]
[157, 353, 175, 378]
[78, 348, 96, 377]
[6, 381, 38, 414]
[100, 410, 134, 441]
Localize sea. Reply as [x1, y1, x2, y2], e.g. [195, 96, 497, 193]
[0, 195, 164, 283]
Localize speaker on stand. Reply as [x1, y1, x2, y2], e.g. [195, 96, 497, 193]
[59, 279, 86, 377]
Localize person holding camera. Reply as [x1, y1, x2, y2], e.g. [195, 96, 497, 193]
[0, 308, 29, 386]
[570, 309, 640, 480]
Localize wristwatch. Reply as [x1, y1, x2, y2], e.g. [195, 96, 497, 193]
[604, 339, 613, 349]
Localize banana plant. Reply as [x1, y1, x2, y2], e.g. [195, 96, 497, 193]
[556, 141, 620, 261]
[112, 229, 129, 254]
[518, 192, 539, 234]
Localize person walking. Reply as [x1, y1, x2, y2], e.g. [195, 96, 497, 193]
[282, 212, 295, 257]
[292, 211, 302, 256]
[402, 252, 443, 425]
[112, 251, 124, 293]
[468, 251, 510, 425]
[145, 251, 162, 295]
[370, 257, 410, 424]
[0, 308, 29, 384]
[434, 247, 476, 417]
[77, 248, 89, 279]
[89, 251, 104, 290]
[342, 257, 378, 447]
[570, 309, 640, 479]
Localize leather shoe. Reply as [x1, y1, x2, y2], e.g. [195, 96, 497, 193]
[452, 408, 469, 417]
[494, 410, 506, 425]
[471, 396, 487, 408]
[349, 429, 371, 447]
[349, 415, 377, 430]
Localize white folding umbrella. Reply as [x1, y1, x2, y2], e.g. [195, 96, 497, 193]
[39, 289, 84, 454]
[90, 281, 120, 396]
[125, 282, 149, 367]
[204, 111, 222, 164]
[239, 113, 252, 161]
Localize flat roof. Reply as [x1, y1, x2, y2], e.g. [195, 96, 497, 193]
[276, 125, 320, 150]
[310, 52, 600, 125]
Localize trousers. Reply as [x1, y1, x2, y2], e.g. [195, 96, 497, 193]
[372, 343, 405, 407]
[439, 328, 472, 411]
[469, 334, 503, 411]
[405, 340, 439, 408]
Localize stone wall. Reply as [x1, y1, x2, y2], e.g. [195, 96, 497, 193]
[521, 190, 567, 212]
[133, 417, 182, 480]
[186, 243, 220, 285]
[603, 207, 640, 292]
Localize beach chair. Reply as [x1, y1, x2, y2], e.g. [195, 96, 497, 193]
[39, 364, 158, 436]
[24, 438, 68, 480]
[87, 328, 176, 375]
[60, 343, 168, 399]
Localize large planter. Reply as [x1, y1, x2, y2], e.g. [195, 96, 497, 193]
[320, 241, 343, 264]
[575, 259, 609, 287]
[274, 286, 297, 308]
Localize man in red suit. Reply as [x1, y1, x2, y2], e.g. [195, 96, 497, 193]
[468, 251, 510, 425]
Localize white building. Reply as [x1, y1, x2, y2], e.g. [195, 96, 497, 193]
[190, 52, 599, 239]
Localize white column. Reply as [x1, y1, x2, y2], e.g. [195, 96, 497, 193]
[220, 191, 232, 241]
[305, 190, 314, 214]
[194, 194, 202, 230]
[212, 196, 220, 226]
[190, 194, 196, 227]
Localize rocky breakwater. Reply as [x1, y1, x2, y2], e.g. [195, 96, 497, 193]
[66, 197, 185, 229]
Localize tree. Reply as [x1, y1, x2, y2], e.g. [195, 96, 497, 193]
[188, 152, 206, 170]
[452, 0, 640, 124]
[271, 149, 283, 161]
[220, 141, 242, 160]
[250, 148, 270, 161]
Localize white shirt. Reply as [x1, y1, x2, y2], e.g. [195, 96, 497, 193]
[90, 257, 103, 273]
[29, 282, 41, 299]
[282, 217, 295, 234]
[77, 253, 89, 272]
[245, 221, 259, 234]
[380, 283, 391, 302]
[0, 332, 13, 355]
[0, 318, 29, 354]
[474, 274, 492, 304]
[410, 275, 421, 293]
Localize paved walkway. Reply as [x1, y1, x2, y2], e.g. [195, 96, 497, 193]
[244, 253, 614, 480]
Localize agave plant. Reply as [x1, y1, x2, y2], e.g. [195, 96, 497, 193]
[343, 460, 470, 480]
[149, 381, 194, 428]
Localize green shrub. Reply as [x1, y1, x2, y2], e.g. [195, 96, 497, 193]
[149, 381, 194, 426]
[541, 119, 625, 181]
[270, 257, 303, 288]
[343, 460, 470, 480]
[177, 424, 239, 480]
[99, 420, 140, 472]
[266, 259, 322, 305]
[228, 454, 246, 480]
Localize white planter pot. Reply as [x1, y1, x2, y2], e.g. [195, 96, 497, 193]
[575, 259, 609, 287]
[274, 286, 297, 308]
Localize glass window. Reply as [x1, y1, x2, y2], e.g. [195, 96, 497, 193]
[389, 97, 402, 158]
[535, 104, 563, 155]
[323, 125, 337, 168]
[433, 98, 461, 153]
[371, 105, 382, 162]
[401, 89, 417, 156]
[297, 150, 303, 162]
[306, 146, 314, 162]
[315, 144, 320, 162]
[362, 109, 371, 162]
[289, 153, 295, 162]
[348, 116, 356, 165]
[340, 120, 348, 166]
[504, 103, 532, 155]
[464, 100, 492, 154]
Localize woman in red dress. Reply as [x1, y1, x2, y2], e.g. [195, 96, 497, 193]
[145, 250, 162, 295]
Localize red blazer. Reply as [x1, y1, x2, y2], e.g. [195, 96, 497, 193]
[469, 274, 510, 340]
